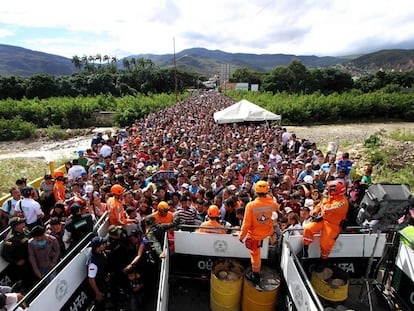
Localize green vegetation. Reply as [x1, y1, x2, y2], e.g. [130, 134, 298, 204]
[362, 132, 414, 189]
[224, 90, 414, 124]
[0, 158, 51, 197]
[0, 117, 37, 140]
[375, 167, 414, 188]
[0, 93, 189, 141]
[388, 129, 414, 142]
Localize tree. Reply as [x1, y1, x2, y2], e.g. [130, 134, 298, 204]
[122, 58, 131, 71]
[71, 55, 82, 70]
[95, 54, 102, 65]
[231, 68, 262, 85]
[262, 66, 295, 93]
[287, 59, 308, 93]
[103, 55, 110, 65]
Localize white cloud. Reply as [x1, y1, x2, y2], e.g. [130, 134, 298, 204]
[0, 28, 14, 38]
[1, 0, 414, 58]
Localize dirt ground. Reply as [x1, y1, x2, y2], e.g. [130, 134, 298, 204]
[0, 122, 412, 158]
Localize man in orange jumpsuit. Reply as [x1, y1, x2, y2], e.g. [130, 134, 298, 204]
[239, 181, 279, 285]
[107, 185, 137, 227]
[302, 180, 349, 259]
[151, 201, 174, 224]
[53, 170, 66, 203]
[198, 205, 226, 234]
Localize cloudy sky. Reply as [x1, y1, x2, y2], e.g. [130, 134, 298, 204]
[1, 0, 414, 59]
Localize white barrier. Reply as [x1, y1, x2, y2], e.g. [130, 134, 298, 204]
[174, 231, 269, 259]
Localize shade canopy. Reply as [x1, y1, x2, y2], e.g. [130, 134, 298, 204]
[213, 99, 281, 124]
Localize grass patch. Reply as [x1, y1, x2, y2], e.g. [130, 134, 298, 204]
[388, 129, 414, 142]
[374, 166, 414, 187]
[0, 158, 51, 197]
[0, 157, 69, 198]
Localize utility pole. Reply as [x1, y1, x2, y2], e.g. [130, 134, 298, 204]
[173, 37, 178, 103]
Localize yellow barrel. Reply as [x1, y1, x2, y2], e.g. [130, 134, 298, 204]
[311, 264, 349, 302]
[241, 266, 280, 311]
[210, 259, 244, 311]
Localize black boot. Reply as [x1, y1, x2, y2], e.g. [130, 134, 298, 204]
[246, 271, 261, 285]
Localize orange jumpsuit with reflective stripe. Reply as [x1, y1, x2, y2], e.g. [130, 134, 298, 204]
[107, 197, 135, 227]
[303, 195, 349, 258]
[198, 219, 226, 234]
[240, 195, 279, 272]
[53, 181, 66, 203]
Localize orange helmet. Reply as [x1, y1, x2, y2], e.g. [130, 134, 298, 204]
[110, 184, 125, 196]
[207, 205, 220, 218]
[327, 180, 346, 196]
[54, 170, 64, 178]
[158, 201, 169, 211]
[255, 180, 269, 194]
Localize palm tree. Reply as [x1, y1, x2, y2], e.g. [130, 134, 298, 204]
[145, 58, 154, 69]
[88, 55, 95, 65]
[71, 55, 82, 70]
[95, 54, 102, 65]
[137, 57, 145, 69]
[123, 58, 130, 71]
[110, 57, 118, 72]
[103, 55, 109, 65]
[81, 55, 88, 67]
[130, 57, 136, 69]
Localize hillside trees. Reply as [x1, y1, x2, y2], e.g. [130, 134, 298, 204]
[231, 68, 263, 85]
[260, 59, 354, 94]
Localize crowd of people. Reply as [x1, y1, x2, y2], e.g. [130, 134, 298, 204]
[0, 90, 378, 309]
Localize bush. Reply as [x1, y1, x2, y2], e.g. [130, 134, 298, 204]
[364, 134, 381, 148]
[0, 117, 37, 140]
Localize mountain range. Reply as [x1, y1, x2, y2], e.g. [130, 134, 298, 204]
[0, 44, 413, 77]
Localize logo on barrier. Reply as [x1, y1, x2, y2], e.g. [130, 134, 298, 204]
[213, 240, 228, 253]
[55, 279, 68, 301]
[0, 275, 12, 286]
[293, 283, 304, 306]
[336, 262, 355, 273]
[331, 240, 343, 253]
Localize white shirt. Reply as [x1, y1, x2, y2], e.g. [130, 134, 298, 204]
[4, 293, 24, 310]
[99, 144, 112, 158]
[68, 165, 87, 182]
[14, 198, 43, 225]
[2, 198, 18, 217]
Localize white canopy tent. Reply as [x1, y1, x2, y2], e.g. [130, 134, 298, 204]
[213, 99, 281, 124]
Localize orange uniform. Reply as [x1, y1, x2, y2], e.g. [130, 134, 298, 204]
[107, 196, 135, 227]
[303, 195, 349, 258]
[198, 219, 226, 234]
[151, 210, 174, 224]
[53, 180, 66, 203]
[240, 195, 279, 273]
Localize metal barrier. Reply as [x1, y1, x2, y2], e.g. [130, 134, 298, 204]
[156, 233, 170, 311]
[280, 236, 324, 311]
[10, 212, 108, 310]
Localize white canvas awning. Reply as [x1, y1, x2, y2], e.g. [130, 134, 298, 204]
[213, 99, 281, 124]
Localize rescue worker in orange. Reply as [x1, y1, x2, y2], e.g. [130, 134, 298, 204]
[53, 170, 66, 203]
[239, 181, 279, 285]
[151, 201, 174, 224]
[107, 185, 137, 227]
[198, 205, 226, 234]
[302, 180, 349, 259]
